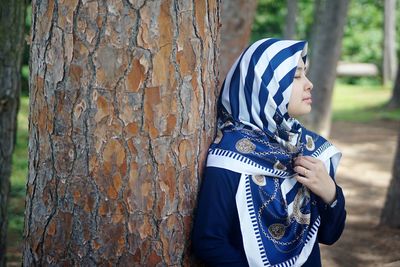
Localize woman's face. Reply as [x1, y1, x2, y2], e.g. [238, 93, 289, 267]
[288, 59, 313, 118]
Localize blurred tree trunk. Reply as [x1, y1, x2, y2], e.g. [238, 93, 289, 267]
[23, 0, 219, 266]
[383, 0, 397, 86]
[219, 0, 257, 84]
[0, 0, 26, 266]
[283, 0, 297, 39]
[387, 62, 400, 109]
[303, 0, 350, 137]
[381, 130, 400, 228]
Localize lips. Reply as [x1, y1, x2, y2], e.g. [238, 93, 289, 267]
[303, 97, 312, 103]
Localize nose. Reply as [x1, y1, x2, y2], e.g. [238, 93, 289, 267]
[305, 76, 313, 91]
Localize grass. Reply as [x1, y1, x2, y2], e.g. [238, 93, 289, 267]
[332, 82, 400, 122]
[5, 82, 400, 262]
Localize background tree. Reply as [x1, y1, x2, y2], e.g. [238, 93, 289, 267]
[219, 0, 257, 84]
[387, 63, 400, 109]
[283, 0, 298, 39]
[381, 130, 400, 228]
[383, 0, 397, 86]
[0, 0, 26, 266]
[303, 0, 350, 137]
[23, 0, 219, 265]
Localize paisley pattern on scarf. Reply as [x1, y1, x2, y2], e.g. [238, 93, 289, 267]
[206, 38, 342, 267]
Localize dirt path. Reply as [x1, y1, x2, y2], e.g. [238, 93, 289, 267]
[321, 120, 400, 267]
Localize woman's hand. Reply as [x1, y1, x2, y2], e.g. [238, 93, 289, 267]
[293, 156, 336, 204]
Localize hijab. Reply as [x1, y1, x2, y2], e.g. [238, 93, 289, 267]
[206, 38, 341, 266]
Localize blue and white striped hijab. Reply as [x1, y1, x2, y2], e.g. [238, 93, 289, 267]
[207, 38, 341, 266]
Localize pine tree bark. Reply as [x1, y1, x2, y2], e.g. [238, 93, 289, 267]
[219, 0, 257, 84]
[0, 0, 26, 266]
[383, 0, 397, 86]
[381, 130, 400, 228]
[303, 0, 350, 137]
[283, 0, 298, 39]
[23, 0, 219, 266]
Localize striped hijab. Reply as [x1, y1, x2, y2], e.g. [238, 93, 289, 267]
[207, 38, 341, 266]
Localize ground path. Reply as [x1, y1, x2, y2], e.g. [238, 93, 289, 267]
[322, 120, 400, 267]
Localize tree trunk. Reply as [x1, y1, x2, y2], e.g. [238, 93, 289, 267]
[381, 130, 400, 228]
[303, 0, 350, 138]
[23, 1, 219, 266]
[283, 0, 298, 39]
[219, 0, 257, 84]
[383, 0, 397, 86]
[0, 0, 26, 266]
[387, 62, 400, 109]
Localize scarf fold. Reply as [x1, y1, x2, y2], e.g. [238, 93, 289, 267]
[207, 38, 341, 267]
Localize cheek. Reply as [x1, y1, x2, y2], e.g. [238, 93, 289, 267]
[290, 84, 302, 103]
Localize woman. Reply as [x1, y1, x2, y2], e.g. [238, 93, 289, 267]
[192, 38, 346, 267]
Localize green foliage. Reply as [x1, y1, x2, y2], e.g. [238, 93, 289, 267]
[25, 4, 32, 27]
[251, 0, 399, 85]
[251, 0, 314, 42]
[251, 0, 286, 41]
[21, 4, 32, 96]
[337, 76, 383, 86]
[341, 0, 383, 66]
[296, 0, 314, 41]
[7, 96, 29, 259]
[11, 97, 29, 191]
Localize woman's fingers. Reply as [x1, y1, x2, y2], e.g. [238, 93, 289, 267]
[293, 156, 337, 204]
[301, 156, 319, 163]
[294, 166, 310, 177]
[295, 174, 310, 186]
[294, 156, 314, 170]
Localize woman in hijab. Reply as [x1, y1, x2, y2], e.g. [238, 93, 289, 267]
[192, 38, 346, 267]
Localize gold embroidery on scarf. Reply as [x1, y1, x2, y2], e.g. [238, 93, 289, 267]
[268, 223, 286, 240]
[273, 160, 287, 171]
[235, 138, 256, 154]
[287, 143, 298, 153]
[291, 186, 311, 225]
[305, 135, 315, 151]
[252, 175, 266, 186]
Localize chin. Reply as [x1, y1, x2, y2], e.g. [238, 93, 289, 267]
[303, 105, 312, 114]
[288, 106, 312, 118]
[299, 108, 312, 117]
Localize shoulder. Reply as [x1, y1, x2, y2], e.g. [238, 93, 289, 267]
[202, 167, 242, 194]
[204, 166, 242, 181]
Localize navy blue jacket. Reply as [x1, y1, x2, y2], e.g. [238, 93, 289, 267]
[192, 166, 346, 267]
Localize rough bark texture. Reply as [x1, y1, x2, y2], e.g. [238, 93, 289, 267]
[302, 0, 350, 138]
[0, 0, 26, 266]
[283, 0, 297, 39]
[23, 0, 219, 266]
[383, 0, 397, 86]
[218, 0, 257, 84]
[381, 130, 400, 228]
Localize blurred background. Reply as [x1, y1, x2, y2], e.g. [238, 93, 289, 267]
[3, 0, 400, 266]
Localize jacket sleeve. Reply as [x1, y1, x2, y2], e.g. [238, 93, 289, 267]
[317, 158, 347, 245]
[192, 167, 249, 266]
